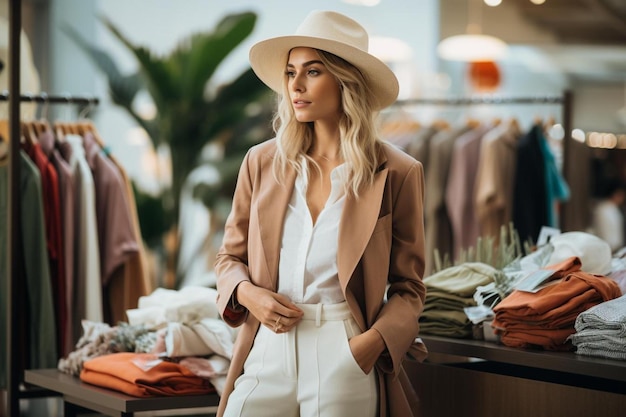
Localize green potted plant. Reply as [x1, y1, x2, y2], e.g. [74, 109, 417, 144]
[65, 11, 273, 288]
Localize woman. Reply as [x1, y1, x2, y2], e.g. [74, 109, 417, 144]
[215, 10, 427, 417]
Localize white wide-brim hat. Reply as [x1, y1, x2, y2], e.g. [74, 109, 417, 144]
[249, 10, 399, 110]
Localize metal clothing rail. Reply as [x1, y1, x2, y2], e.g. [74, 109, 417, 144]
[4, 1, 100, 414]
[0, 91, 100, 106]
[392, 94, 566, 106]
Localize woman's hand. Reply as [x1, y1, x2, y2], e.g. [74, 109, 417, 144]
[236, 281, 303, 333]
[349, 329, 386, 374]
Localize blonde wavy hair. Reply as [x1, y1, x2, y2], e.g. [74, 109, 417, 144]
[271, 48, 382, 198]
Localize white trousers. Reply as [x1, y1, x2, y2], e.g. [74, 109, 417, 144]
[223, 302, 378, 417]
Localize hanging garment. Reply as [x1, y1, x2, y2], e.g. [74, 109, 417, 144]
[63, 134, 103, 336]
[512, 123, 548, 245]
[538, 133, 570, 228]
[474, 119, 521, 244]
[84, 120, 150, 319]
[41, 129, 76, 356]
[23, 138, 67, 356]
[82, 132, 139, 325]
[445, 123, 493, 260]
[83, 132, 139, 287]
[424, 124, 472, 275]
[104, 153, 150, 324]
[1, 152, 58, 389]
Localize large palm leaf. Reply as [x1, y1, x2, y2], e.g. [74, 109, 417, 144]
[65, 12, 273, 285]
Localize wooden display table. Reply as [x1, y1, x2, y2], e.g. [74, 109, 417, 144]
[24, 369, 220, 417]
[406, 335, 626, 417]
[420, 335, 626, 387]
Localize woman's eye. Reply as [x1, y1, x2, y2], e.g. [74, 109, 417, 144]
[308, 69, 320, 76]
[285, 70, 295, 78]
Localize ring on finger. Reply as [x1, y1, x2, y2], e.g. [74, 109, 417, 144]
[273, 316, 282, 332]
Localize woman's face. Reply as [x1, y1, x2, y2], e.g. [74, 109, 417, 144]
[286, 47, 342, 124]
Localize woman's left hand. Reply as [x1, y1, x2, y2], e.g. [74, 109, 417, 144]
[348, 329, 386, 374]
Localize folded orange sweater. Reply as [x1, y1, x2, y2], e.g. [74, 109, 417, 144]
[493, 257, 621, 325]
[492, 257, 621, 350]
[80, 352, 215, 397]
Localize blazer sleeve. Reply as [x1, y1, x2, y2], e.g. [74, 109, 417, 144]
[215, 149, 254, 326]
[371, 160, 427, 377]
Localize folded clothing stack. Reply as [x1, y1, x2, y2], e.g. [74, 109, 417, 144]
[80, 352, 216, 397]
[569, 294, 626, 360]
[420, 262, 498, 338]
[492, 257, 622, 351]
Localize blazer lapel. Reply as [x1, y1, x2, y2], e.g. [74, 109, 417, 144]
[257, 162, 296, 290]
[337, 162, 388, 292]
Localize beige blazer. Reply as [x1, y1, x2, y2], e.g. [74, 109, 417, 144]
[215, 139, 428, 417]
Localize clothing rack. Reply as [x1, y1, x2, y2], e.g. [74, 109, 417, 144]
[391, 91, 575, 232]
[3, 1, 100, 414]
[390, 93, 573, 171]
[0, 91, 100, 106]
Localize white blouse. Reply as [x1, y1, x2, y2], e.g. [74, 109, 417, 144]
[277, 160, 347, 304]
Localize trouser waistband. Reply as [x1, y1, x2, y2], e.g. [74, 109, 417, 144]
[296, 302, 352, 326]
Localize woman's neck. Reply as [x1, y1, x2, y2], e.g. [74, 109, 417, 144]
[311, 121, 341, 161]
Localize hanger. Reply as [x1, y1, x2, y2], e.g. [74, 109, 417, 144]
[432, 118, 450, 131]
[0, 119, 8, 143]
[53, 120, 67, 143]
[55, 120, 76, 136]
[74, 97, 98, 138]
[34, 93, 52, 137]
[543, 115, 556, 131]
[20, 120, 38, 146]
[381, 106, 421, 134]
[0, 98, 8, 151]
[466, 118, 481, 129]
[85, 120, 106, 148]
[0, 119, 7, 160]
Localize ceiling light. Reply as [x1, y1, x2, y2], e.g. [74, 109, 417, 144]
[438, 34, 508, 61]
[438, 0, 508, 61]
[484, 0, 502, 6]
[370, 36, 413, 62]
[341, 0, 381, 6]
[530, 0, 546, 4]
[571, 129, 586, 143]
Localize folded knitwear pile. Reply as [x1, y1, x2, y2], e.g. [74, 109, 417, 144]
[569, 294, 626, 360]
[420, 262, 499, 338]
[492, 257, 622, 351]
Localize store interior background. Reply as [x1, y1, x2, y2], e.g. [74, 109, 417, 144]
[2, 1, 626, 416]
[3, 0, 626, 284]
